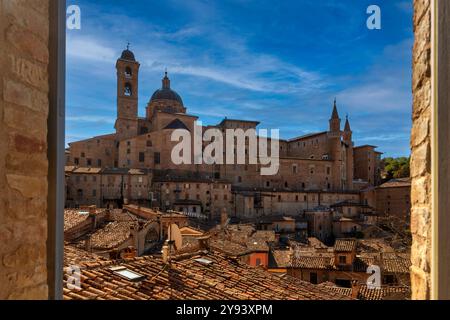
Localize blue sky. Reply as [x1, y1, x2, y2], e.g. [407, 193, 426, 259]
[66, 0, 413, 157]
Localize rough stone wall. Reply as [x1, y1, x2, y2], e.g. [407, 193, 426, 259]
[410, 0, 432, 300]
[0, 0, 50, 299]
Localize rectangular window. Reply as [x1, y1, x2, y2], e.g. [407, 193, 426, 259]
[339, 256, 347, 264]
[139, 152, 145, 162]
[310, 272, 318, 284]
[92, 189, 97, 197]
[87, 158, 92, 166]
[97, 159, 102, 167]
[74, 158, 79, 165]
[154, 152, 160, 164]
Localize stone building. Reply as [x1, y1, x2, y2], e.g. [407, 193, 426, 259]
[65, 167, 153, 208]
[65, 48, 382, 219]
[375, 178, 411, 224]
[288, 239, 411, 288]
[353, 145, 383, 186]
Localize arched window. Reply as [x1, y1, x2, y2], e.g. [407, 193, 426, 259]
[125, 66, 132, 77]
[124, 83, 132, 96]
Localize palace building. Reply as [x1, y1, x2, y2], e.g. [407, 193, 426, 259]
[65, 47, 382, 218]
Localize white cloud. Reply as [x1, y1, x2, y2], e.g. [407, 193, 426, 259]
[66, 115, 116, 124]
[66, 36, 117, 63]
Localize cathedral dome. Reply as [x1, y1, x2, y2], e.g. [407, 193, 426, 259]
[150, 72, 184, 106]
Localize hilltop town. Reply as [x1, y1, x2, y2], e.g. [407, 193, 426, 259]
[63, 47, 412, 300]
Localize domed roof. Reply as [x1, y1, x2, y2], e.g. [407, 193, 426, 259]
[150, 72, 184, 106]
[120, 49, 135, 62]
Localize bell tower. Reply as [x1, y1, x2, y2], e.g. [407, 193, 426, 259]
[115, 44, 140, 141]
[343, 115, 354, 190]
[328, 99, 343, 190]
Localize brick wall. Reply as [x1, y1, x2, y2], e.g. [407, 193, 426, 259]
[410, 0, 432, 300]
[0, 0, 50, 299]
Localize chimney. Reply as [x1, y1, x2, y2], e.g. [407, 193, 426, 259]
[197, 235, 210, 251]
[351, 280, 360, 299]
[89, 207, 97, 230]
[162, 241, 170, 263]
[85, 235, 92, 252]
[105, 209, 113, 222]
[130, 224, 139, 254]
[220, 208, 228, 227]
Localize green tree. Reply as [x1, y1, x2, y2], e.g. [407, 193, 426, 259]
[382, 157, 410, 181]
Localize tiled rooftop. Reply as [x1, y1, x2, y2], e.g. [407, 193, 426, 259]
[290, 251, 410, 274]
[334, 239, 357, 252]
[321, 283, 410, 300]
[270, 250, 292, 268]
[291, 255, 335, 270]
[64, 209, 91, 232]
[64, 245, 110, 268]
[209, 239, 249, 256]
[378, 178, 411, 188]
[63, 249, 351, 300]
[85, 221, 134, 250]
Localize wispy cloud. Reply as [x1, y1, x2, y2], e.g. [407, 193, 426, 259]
[66, 0, 413, 157]
[66, 115, 116, 124]
[67, 36, 117, 63]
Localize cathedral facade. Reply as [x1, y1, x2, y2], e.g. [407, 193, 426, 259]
[65, 48, 382, 218]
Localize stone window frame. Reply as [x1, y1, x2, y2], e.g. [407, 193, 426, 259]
[42, 0, 450, 301]
[47, 0, 66, 300]
[431, 0, 450, 299]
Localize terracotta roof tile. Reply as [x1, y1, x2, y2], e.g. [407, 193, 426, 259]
[378, 178, 411, 188]
[64, 210, 91, 232]
[63, 248, 351, 300]
[334, 239, 357, 252]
